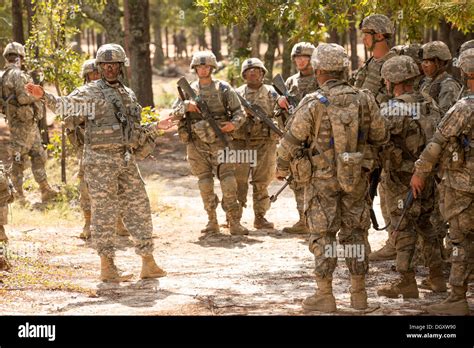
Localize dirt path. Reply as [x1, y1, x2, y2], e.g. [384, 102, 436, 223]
[2, 122, 470, 316]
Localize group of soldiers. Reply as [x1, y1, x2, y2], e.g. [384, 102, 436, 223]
[0, 12, 472, 315]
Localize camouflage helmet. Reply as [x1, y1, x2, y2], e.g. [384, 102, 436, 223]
[421, 41, 452, 61]
[459, 40, 474, 55]
[240, 58, 267, 79]
[458, 48, 474, 74]
[3, 42, 26, 58]
[95, 43, 129, 66]
[391, 43, 423, 64]
[311, 43, 350, 71]
[381, 55, 420, 84]
[360, 14, 394, 35]
[291, 42, 316, 59]
[190, 51, 218, 69]
[81, 59, 97, 78]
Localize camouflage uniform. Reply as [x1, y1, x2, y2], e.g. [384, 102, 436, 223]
[376, 56, 445, 299]
[38, 44, 166, 282]
[353, 14, 397, 261]
[390, 43, 424, 91]
[0, 161, 13, 270]
[414, 48, 474, 315]
[275, 42, 318, 234]
[1, 42, 56, 203]
[234, 58, 280, 228]
[172, 51, 248, 235]
[420, 41, 462, 115]
[277, 44, 388, 312]
[64, 59, 129, 240]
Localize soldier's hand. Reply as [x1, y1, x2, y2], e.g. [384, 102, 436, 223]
[275, 168, 288, 181]
[185, 100, 201, 113]
[156, 116, 175, 130]
[25, 83, 44, 99]
[220, 122, 235, 133]
[277, 96, 290, 111]
[410, 174, 424, 199]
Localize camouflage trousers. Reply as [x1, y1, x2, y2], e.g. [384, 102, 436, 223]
[75, 145, 91, 213]
[306, 175, 371, 278]
[0, 205, 7, 225]
[381, 171, 443, 273]
[7, 118, 48, 191]
[83, 148, 154, 258]
[233, 140, 276, 217]
[439, 185, 473, 287]
[186, 138, 240, 219]
[289, 172, 305, 219]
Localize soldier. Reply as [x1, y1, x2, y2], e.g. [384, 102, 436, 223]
[454, 40, 474, 99]
[420, 41, 462, 114]
[0, 161, 13, 271]
[172, 51, 248, 235]
[64, 59, 129, 240]
[234, 58, 279, 229]
[275, 42, 318, 234]
[276, 44, 388, 312]
[26, 44, 166, 282]
[376, 56, 445, 299]
[390, 43, 424, 91]
[411, 48, 474, 315]
[1, 42, 58, 205]
[353, 14, 398, 262]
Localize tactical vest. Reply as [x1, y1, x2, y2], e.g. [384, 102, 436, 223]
[287, 73, 318, 104]
[186, 80, 232, 122]
[423, 74, 461, 103]
[85, 80, 141, 148]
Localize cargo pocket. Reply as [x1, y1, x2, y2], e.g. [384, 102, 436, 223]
[336, 151, 363, 193]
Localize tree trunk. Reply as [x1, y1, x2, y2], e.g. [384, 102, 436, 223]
[24, 0, 34, 38]
[12, 0, 25, 44]
[250, 20, 263, 58]
[126, 0, 154, 107]
[165, 27, 169, 58]
[263, 26, 278, 82]
[281, 35, 292, 80]
[73, 32, 82, 54]
[431, 28, 438, 41]
[210, 24, 222, 61]
[329, 28, 339, 44]
[81, 0, 124, 46]
[232, 18, 255, 59]
[152, 22, 165, 68]
[349, 9, 358, 70]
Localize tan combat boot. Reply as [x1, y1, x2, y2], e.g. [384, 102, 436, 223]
[377, 271, 419, 299]
[116, 217, 130, 236]
[100, 255, 133, 283]
[350, 275, 368, 310]
[282, 218, 309, 234]
[302, 276, 337, 313]
[254, 214, 274, 229]
[39, 180, 59, 203]
[0, 226, 8, 242]
[201, 210, 220, 234]
[420, 266, 447, 292]
[140, 254, 167, 279]
[13, 187, 28, 207]
[79, 210, 91, 240]
[369, 235, 396, 261]
[427, 285, 469, 315]
[229, 219, 249, 235]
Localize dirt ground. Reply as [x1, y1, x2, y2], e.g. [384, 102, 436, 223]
[0, 76, 472, 317]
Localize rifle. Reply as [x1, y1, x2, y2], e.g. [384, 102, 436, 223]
[392, 190, 415, 239]
[177, 77, 230, 147]
[272, 73, 298, 112]
[236, 93, 284, 137]
[177, 86, 193, 141]
[368, 167, 390, 231]
[270, 175, 293, 203]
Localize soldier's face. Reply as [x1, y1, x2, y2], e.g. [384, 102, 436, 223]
[244, 68, 263, 84]
[196, 65, 212, 78]
[362, 32, 374, 49]
[87, 70, 101, 82]
[294, 56, 311, 70]
[100, 62, 121, 81]
[421, 59, 436, 77]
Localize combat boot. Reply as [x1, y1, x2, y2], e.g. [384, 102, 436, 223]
[229, 219, 249, 235]
[201, 210, 220, 234]
[420, 266, 447, 292]
[369, 237, 396, 261]
[254, 214, 274, 229]
[100, 255, 133, 283]
[282, 218, 309, 234]
[116, 218, 130, 236]
[13, 188, 28, 207]
[79, 210, 91, 240]
[0, 226, 8, 242]
[377, 271, 419, 299]
[427, 285, 469, 315]
[350, 275, 368, 310]
[39, 180, 58, 203]
[302, 276, 337, 313]
[140, 254, 167, 279]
